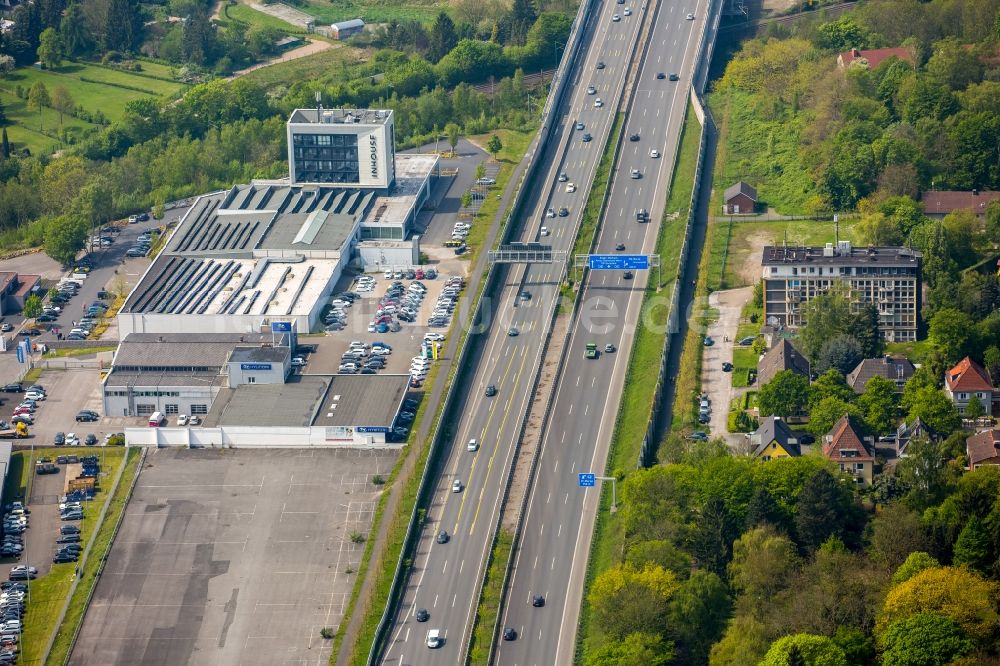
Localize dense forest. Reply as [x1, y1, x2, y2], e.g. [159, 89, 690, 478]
[713, 0, 1000, 214]
[0, 0, 571, 262]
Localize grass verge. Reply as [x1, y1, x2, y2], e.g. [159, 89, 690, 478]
[45, 447, 141, 666]
[242, 45, 363, 88]
[8, 447, 127, 666]
[468, 529, 514, 665]
[300, 0, 443, 27]
[571, 114, 624, 263]
[44, 346, 117, 358]
[223, 1, 307, 32]
[577, 102, 699, 658]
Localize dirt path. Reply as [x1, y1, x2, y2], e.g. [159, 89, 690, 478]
[227, 38, 333, 79]
[702, 286, 753, 447]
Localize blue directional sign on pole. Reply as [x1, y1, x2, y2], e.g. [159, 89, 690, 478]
[578, 473, 596, 487]
[588, 254, 649, 270]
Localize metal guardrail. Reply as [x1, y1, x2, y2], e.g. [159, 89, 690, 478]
[484, 0, 666, 659]
[366, 0, 603, 658]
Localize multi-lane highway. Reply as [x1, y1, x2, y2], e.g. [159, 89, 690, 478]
[379, 0, 651, 661]
[496, 1, 709, 664]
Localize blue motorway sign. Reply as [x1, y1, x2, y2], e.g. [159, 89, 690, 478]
[271, 321, 293, 333]
[578, 473, 596, 487]
[588, 254, 649, 270]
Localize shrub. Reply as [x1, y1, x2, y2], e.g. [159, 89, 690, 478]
[349, 531, 366, 544]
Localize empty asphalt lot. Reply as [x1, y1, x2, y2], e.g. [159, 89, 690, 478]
[70, 447, 397, 666]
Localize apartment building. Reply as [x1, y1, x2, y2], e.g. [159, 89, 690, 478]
[761, 241, 922, 342]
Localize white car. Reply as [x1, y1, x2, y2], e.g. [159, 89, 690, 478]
[612, 13, 620, 21]
[24, 391, 45, 401]
[189, 415, 201, 426]
[650, 149, 660, 158]
[686, 12, 694, 19]
[594, 98, 604, 108]
[66, 433, 80, 446]
[624, 7, 632, 15]
[452, 479, 463, 493]
[540, 227, 550, 236]
[178, 414, 189, 426]
[424, 333, 445, 342]
[372, 347, 391, 356]
[586, 85, 596, 95]
[566, 183, 577, 193]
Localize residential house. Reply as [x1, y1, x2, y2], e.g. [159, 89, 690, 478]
[823, 414, 876, 486]
[757, 338, 810, 388]
[921, 190, 1000, 219]
[723, 181, 757, 215]
[0, 271, 41, 316]
[761, 242, 922, 342]
[846, 355, 916, 394]
[895, 417, 938, 456]
[944, 356, 994, 416]
[837, 47, 915, 70]
[750, 416, 801, 461]
[965, 429, 1000, 470]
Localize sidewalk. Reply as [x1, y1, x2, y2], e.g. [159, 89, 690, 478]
[333, 151, 533, 665]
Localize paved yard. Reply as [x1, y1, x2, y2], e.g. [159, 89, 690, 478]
[70, 447, 397, 666]
[701, 287, 752, 446]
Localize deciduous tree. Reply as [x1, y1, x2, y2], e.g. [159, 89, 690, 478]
[758, 370, 810, 417]
[445, 122, 461, 156]
[929, 308, 974, 364]
[879, 613, 973, 666]
[891, 552, 939, 586]
[904, 386, 960, 435]
[857, 375, 897, 435]
[963, 394, 984, 419]
[584, 632, 672, 666]
[806, 397, 860, 437]
[50, 85, 73, 126]
[27, 81, 50, 131]
[43, 213, 86, 265]
[486, 133, 503, 160]
[952, 516, 993, 575]
[759, 634, 847, 666]
[667, 570, 730, 665]
[37, 27, 63, 69]
[587, 563, 678, 640]
[22, 294, 42, 319]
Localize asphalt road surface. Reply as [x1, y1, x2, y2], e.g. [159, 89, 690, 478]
[496, 1, 710, 664]
[379, 0, 650, 661]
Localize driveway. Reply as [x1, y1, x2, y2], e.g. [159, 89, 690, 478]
[701, 287, 752, 445]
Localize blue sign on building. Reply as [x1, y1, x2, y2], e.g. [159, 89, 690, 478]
[357, 426, 390, 434]
[240, 363, 272, 371]
[578, 473, 596, 487]
[271, 321, 293, 333]
[588, 254, 649, 270]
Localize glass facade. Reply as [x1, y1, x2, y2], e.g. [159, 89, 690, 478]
[292, 133, 360, 184]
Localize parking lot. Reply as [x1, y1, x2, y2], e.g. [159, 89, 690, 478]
[71, 447, 397, 666]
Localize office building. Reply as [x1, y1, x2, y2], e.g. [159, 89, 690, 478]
[287, 108, 396, 190]
[761, 241, 922, 342]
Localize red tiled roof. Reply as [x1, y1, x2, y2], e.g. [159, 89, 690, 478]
[921, 190, 1000, 216]
[966, 429, 1000, 468]
[945, 357, 993, 393]
[838, 47, 915, 70]
[823, 414, 873, 462]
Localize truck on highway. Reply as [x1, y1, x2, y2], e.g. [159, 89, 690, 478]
[585, 342, 599, 359]
[0, 422, 29, 439]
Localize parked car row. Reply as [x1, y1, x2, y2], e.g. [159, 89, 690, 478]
[0, 578, 29, 661]
[1, 503, 29, 559]
[125, 231, 155, 258]
[339, 341, 392, 375]
[8, 384, 47, 428]
[428, 276, 464, 329]
[324, 290, 361, 333]
[389, 397, 420, 442]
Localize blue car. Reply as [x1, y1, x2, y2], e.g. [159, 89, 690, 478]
[376, 323, 389, 333]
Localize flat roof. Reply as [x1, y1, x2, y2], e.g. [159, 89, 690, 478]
[230, 346, 290, 364]
[366, 154, 438, 230]
[209, 374, 410, 428]
[288, 108, 391, 126]
[762, 245, 922, 266]
[103, 371, 225, 390]
[113, 334, 271, 369]
[216, 376, 330, 428]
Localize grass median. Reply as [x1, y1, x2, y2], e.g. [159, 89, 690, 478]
[576, 103, 701, 658]
[468, 529, 514, 665]
[6, 446, 128, 666]
[45, 447, 141, 666]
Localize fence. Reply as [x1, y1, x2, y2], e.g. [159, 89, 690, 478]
[365, 0, 604, 658]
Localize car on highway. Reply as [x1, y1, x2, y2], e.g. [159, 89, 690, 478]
[669, 73, 679, 81]
[508, 327, 519, 336]
[612, 13, 620, 21]
[623, 7, 632, 14]
[559, 171, 569, 181]
[532, 595, 545, 607]
[605, 343, 616, 353]
[630, 169, 641, 179]
[452, 479, 463, 493]
[558, 207, 569, 217]
[485, 384, 497, 397]
[623, 270, 634, 279]
[582, 133, 592, 142]
[596, 61, 605, 69]
[616, 243, 626, 251]
[686, 12, 694, 19]
[545, 207, 555, 218]
[586, 85, 596, 95]
[566, 182, 577, 193]
[656, 71, 666, 79]
[594, 98, 604, 108]
[436, 530, 449, 544]
[650, 149, 660, 158]
[467, 439, 479, 452]
[415, 608, 430, 622]
[503, 628, 518, 641]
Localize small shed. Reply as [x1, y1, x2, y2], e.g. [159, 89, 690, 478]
[723, 181, 757, 215]
[330, 18, 365, 40]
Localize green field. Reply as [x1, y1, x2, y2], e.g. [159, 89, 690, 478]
[223, 2, 307, 33]
[0, 62, 186, 126]
[301, 0, 446, 26]
[242, 45, 362, 88]
[0, 89, 100, 155]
